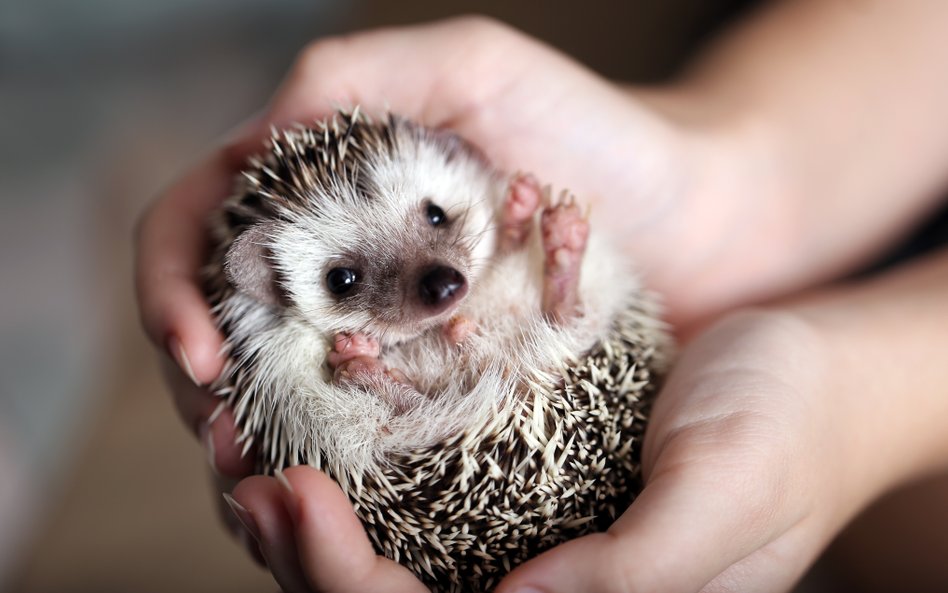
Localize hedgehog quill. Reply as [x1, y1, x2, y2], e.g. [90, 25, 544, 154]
[205, 108, 670, 592]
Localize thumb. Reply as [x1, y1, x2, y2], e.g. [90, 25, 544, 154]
[495, 459, 788, 593]
[278, 466, 430, 593]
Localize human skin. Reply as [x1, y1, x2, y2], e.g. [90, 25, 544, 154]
[494, 245, 948, 593]
[134, 4, 948, 592]
[229, 244, 948, 593]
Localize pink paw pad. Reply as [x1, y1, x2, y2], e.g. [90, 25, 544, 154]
[540, 193, 590, 322]
[327, 332, 380, 369]
[541, 193, 589, 253]
[332, 354, 410, 383]
[499, 172, 543, 251]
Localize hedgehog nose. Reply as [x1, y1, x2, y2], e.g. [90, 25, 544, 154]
[418, 266, 468, 312]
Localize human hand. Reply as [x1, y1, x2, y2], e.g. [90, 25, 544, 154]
[227, 466, 429, 593]
[493, 310, 889, 593]
[495, 245, 948, 593]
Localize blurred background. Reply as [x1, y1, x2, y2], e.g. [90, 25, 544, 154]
[2, 0, 945, 591]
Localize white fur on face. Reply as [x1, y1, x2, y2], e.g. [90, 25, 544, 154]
[268, 125, 501, 343]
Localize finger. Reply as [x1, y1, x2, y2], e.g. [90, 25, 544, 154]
[232, 476, 312, 593]
[215, 472, 266, 568]
[699, 520, 822, 593]
[277, 466, 429, 593]
[261, 17, 530, 135]
[158, 353, 220, 434]
[159, 354, 256, 478]
[203, 404, 257, 478]
[497, 459, 792, 593]
[134, 110, 269, 378]
[135, 149, 234, 384]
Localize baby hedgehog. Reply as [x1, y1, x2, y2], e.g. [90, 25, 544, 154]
[205, 109, 669, 592]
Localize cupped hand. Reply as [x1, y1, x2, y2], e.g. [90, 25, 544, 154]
[228, 467, 429, 593]
[495, 309, 884, 593]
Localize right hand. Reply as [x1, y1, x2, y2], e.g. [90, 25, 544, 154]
[134, 15, 770, 575]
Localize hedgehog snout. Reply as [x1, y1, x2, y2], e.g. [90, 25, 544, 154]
[417, 265, 467, 314]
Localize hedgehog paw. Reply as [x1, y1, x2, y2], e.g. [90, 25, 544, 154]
[540, 193, 589, 323]
[332, 355, 387, 382]
[443, 315, 477, 346]
[499, 172, 543, 252]
[332, 355, 413, 386]
[327, 332, 380, 369]
[333, 356, 419, 415]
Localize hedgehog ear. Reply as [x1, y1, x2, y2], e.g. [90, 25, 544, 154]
[224, 222, 283, 306]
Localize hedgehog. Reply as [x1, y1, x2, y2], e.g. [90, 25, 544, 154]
[204, 108, 670, 592]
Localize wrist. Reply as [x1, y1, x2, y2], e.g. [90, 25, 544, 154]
[789, 305, 898, 522]
[622, 83, 801, 325]
[787, 258, 948, 511]
[720, 305, 905, 534]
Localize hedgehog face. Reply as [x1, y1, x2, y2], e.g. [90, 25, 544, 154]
[285, 146, 498, 343]
[225, 124, 501, 345]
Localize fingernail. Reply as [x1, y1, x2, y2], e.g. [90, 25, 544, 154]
[199, 421, 220, 476]
[275, 469, 300, 521]
[223, 493, 261, 542]
[236, 525, 267, 567]
[169, 335, 200, 386]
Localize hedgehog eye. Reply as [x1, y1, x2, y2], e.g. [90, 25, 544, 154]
[426, 203, 447, 226]
[326, 267, 359, 296]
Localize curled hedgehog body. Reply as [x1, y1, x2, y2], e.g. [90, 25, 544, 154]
[205, 109, 669, 592]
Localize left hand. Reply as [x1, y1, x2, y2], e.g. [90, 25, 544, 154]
[229, 309, 882, 593]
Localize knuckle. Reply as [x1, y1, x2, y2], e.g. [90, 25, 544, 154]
[660, 410, 796, 533]
[296, 35, 351, 74]
[445, 14, 514, 44]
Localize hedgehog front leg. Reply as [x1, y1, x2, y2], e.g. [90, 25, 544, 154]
[498, 172, 543, 252]
[327, 333, 418, 413]
[540, 192, 590, 323]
